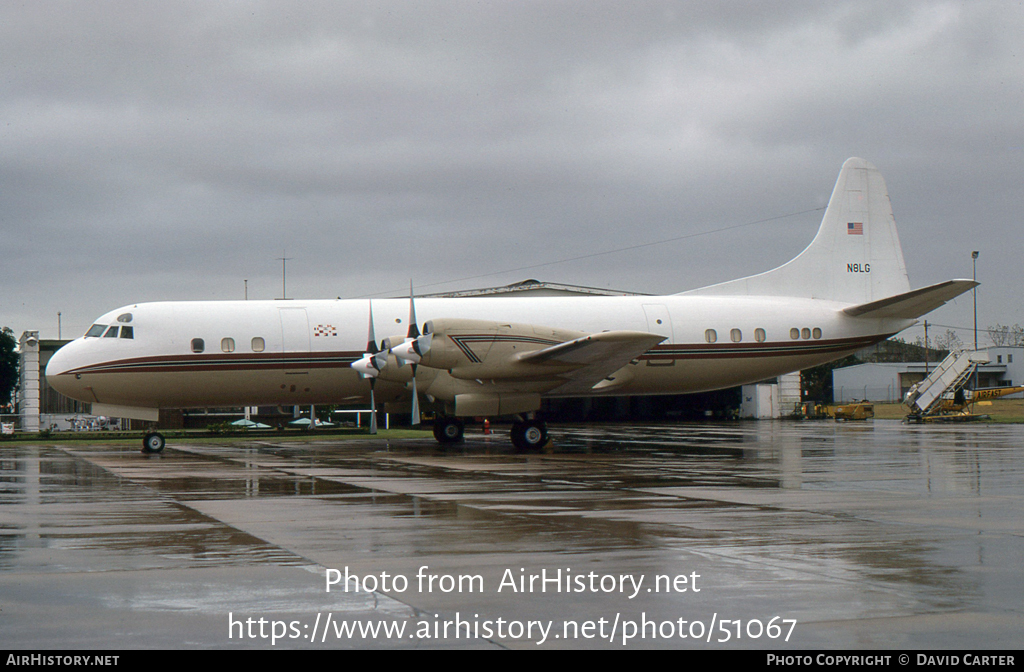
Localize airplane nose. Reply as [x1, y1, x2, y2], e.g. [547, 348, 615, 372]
[45, 343, 86, 400]
[45, 344, 73, 377]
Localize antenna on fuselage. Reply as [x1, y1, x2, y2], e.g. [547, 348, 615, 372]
[277, 252, 293, 299]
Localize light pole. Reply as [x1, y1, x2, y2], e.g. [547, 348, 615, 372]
[971, 251, 979, 405]
[972, 251, 979, 350]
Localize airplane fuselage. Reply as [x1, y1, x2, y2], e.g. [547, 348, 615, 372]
[46, 294, 906, 411]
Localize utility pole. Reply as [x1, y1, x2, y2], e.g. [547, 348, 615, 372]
[57, 312, 62, 340]
[971, 251, 979, 404]
[244, 279, 248, 300]
[924, 320, 929, 375]
[972, 251, 979, 350]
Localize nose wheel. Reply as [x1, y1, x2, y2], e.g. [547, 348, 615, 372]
[432, 416, 465, 444]
[142, 432, 166, 453]
[510, 419, 548, 452]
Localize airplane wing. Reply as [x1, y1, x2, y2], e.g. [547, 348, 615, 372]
[842, 279, 977, 320]
[517, 330, 666, 395]
[402, 318, 665, 402]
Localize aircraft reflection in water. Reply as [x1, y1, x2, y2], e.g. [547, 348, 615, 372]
[47, 159, 974, 452]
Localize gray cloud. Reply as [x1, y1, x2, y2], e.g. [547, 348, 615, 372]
[2, 1, 1021, 342]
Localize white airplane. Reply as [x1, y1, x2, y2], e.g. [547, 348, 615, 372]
[46, 158, 975, 453]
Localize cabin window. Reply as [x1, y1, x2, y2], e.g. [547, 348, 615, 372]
[251, 337, 265, 352]
[730, 328, 742, 342]
[117, 313, 133, 323]
[790, 328, 800, 340]
[85, 324, 107, 338]
[705, 329, 717, 344]
[221, 337, 235, 353]
[812, 327, 822, 339]
[191, 338, 205, 353]
[103, 326, 119, 338]
[801, 328, 811, 340]
[120, 326, 134, 339]
[755, 328, 766, 342]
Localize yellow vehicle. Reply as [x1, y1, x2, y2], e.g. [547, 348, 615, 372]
[799, 402, 874, 420]
[928, 385, 1024, 417]
[831, 403, 874, 421]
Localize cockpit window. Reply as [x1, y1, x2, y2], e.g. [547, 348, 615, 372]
[85, 324, 106, 338]
[120, 326, 134, 339]
[103, 326, 119, 338]
[117, 313, 133, 323]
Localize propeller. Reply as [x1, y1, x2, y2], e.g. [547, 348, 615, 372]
[351, 287, 433, 428]
[350, 301, 384, 434]
[390, 284, 433, 366]
[389, 282, 433, 425]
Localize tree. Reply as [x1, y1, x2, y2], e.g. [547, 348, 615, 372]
[0, 327, 18, 408]
[801, 354, 859, 402]
[988, 323, 1024, 347]
[932, 329, 963, 353]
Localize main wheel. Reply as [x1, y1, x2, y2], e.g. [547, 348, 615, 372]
[510, 420, 547, 452]
[142, 432, 166, 453]
[432, 417, 465, 444]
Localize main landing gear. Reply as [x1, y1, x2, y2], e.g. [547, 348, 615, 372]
[142, 432, 166, 453]
[431, 415, 549, 452]
[510, 418, 548, 453]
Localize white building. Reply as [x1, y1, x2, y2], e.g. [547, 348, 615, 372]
[832, 347, 1023, 402]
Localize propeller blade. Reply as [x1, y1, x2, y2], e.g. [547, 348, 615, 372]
[369, 382, 378, 435]
[407, 280, 420, 339]
[353, 300, 384, 434]
[407, 284, 422, 425]
[352, 302, 389, 377]
[410, 369, 421, 426]
[366, 301, 377, 353]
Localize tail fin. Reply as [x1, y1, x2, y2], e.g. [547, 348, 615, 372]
[681, 158, 911, 304]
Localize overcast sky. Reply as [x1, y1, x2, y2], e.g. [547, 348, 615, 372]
[2, 1, 1021, 346]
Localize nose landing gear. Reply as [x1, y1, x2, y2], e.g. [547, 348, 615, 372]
[142, 432, 165, 453]
[432, 416, 465, 444]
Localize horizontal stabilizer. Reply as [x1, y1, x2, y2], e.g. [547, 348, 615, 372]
[842, 279, 976, 320]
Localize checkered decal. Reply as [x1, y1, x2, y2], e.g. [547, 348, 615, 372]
[313, 324, 338, 337]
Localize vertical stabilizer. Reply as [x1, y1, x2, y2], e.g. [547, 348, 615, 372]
[681, 158, 911, 304]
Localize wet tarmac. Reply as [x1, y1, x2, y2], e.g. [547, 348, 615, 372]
[1, 420, 1022, 650]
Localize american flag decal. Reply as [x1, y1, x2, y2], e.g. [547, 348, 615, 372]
[847, 222, 864, 235]
[313, 324, 338, 337]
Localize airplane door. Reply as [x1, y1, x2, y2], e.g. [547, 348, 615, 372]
[642, 304, 673, 341]
[642, 304, 673, 367]
[278, 308, 311, 352]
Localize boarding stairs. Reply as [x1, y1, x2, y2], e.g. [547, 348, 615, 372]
[903, 348, 990, 418]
